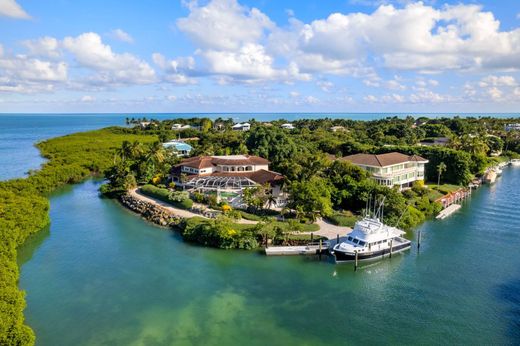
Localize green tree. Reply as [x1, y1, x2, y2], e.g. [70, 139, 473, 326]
[437, 162, 447, 186]
[288, 177, 333, 221]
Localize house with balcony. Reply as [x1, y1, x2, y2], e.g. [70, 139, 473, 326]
[341, 152, 428, 189]
[170, 155, 286, 207]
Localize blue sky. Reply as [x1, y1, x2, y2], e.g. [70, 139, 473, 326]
[1, 0, 520, 113]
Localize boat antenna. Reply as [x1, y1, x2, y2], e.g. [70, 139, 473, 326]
[395, 204, 410, 228]
[376, 196, 386, 221]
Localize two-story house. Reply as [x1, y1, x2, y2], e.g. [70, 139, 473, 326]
[341, 152, 428, 189]
[170, 155, 285, 207]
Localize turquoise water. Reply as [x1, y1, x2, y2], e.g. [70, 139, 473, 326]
[2, 114, 520, 345]
[1, 112, 519, 180]
[16, 170, 520, 345]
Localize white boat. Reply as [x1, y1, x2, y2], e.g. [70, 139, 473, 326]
[511, 159, 520, 167]
[330, 198, 411, 263]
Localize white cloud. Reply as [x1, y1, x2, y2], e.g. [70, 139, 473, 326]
[166, 95, 177, 101]
[177, 0, 273, 51]
[81, 95, 95, 102]
[478, 75, 517, 88]
[289, 91, 299, 97]
[0, 0, 30, 19]
[152, 53, 197, 85]
[317, 80, 333, 92]
[268, 2, 520, 74]
[63, 32, 156, 85]
[305, 95, 319, 104]
[364, 94, 378, 102]
[108, 29, 134, 43]
[22, 37, 61, 58]
[487, 86, 503, 100]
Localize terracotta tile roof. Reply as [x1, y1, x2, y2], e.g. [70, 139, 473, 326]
[177, 155, 269, 169]
[341, 152, 428, 167]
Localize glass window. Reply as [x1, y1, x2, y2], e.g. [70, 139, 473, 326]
[358, 241, 366, 246]
[353, 239, 359, 244]
[347, 236, 353, 241]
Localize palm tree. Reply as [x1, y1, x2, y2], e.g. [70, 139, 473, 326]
[437, 162, 447, 186]
[144, 142, 166, 176]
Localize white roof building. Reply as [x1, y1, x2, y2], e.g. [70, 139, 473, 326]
[232, 123, 251, 131]
[281, 123, 295, 130]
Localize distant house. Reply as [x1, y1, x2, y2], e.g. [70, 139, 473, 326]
[171, 124, 191, 130]
[162, 140, 193, 157]
[341, 152, 428, 189]
[280, 123, 295, 130]
[138, 121, 154, 129]
[330, 126, 346, 132]
[232, 123, 251, 131]
[505, 123, 520, 131]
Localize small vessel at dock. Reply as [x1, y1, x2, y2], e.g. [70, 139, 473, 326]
[511, 159, 520, 167]
[330, 198, 411, 263]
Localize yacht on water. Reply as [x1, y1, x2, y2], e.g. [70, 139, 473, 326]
[330, 198, 411, 263]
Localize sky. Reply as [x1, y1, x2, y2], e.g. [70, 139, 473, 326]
[1, 0, 520, 113]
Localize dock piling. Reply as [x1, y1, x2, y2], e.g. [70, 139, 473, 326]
[318, 239, 322, 261]
[354, 251, 358, 271]
[389, 239, 393, 258]
[336, 234, 339, 245]
[417, 230, 422, 250]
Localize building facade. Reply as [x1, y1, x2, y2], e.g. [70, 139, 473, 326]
[341, 152, 428, 189]
[170, 155, 285, 207]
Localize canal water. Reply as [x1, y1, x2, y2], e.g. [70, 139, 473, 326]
[2, 114, 519, 345]
[17, 169, 520, 345]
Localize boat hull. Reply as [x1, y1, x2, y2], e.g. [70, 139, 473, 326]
[331, 241, 411, 263]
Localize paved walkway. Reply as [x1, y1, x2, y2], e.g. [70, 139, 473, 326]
[313, 219, 351, 239]
[129, 188, 258, 224]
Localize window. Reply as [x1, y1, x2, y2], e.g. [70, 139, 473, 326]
[353, 239, 359, 244]
[238, 167, 244, 171]
[246, 166, 253, 171]
[347, 236, 353, 242]
[358, 241, 366, 246]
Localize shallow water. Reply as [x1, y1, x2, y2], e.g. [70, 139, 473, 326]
[18, 168, 520, 345]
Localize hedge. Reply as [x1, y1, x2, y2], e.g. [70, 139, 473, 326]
[140, 185, 194, 210]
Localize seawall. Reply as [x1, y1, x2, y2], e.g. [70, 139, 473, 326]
[119, 193, 183, 227]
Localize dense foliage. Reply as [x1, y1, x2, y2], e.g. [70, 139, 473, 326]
[0, 128, 155, 345]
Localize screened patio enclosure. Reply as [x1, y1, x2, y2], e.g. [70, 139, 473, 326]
[184, 175, 258, 191]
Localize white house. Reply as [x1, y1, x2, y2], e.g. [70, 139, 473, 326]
[171, 124, 192, 130]
[330, 126, 346, 132]
[341, 152, 428, 189]
[170, 155, 285, 207]
[281, 123, 295, 130]
[505, 123, 520, 131]
[232, 123, 251, 131]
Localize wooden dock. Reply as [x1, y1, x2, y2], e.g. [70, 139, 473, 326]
[436, 204, 461, 220]
[265, 242, 330, 256]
